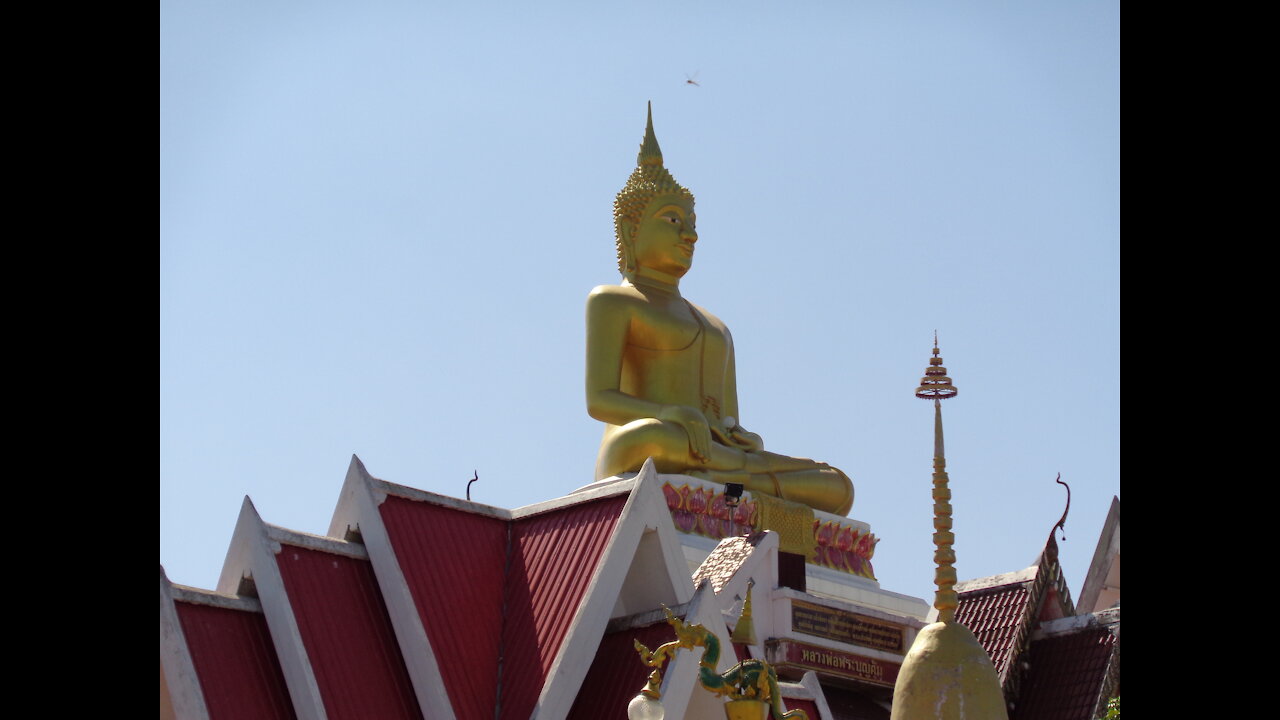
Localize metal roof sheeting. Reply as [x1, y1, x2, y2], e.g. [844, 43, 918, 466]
[567, 620, 678, 720]
[275, 543, 423, 720]
[379, 494, 509, 720]
[174, 600, 297, 720]
[499, 495, 628, 720]
[376, 490, 628, 720]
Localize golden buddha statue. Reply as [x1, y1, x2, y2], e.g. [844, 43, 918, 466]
[585, 104, 854, 516]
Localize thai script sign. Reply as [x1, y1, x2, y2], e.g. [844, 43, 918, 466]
[766, 639, 900, 688]
[791, 600, 905, 653]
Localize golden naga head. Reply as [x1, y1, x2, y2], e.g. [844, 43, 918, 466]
[614, 102, 695, 278]
[664, 605, 706, 649]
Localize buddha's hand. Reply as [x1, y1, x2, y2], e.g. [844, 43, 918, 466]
[657, 404, 713, 466]
[727, 427, 764, 453]
[710, 417, 764, 452]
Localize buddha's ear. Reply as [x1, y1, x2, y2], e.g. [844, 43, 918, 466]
[617, 217, 634, 247]
[620, 238, 636, 278]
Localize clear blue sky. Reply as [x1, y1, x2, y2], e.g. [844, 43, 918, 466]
[161, 1, 1119, 608]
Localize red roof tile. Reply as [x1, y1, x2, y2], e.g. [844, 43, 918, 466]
[955, 581, 1033, 680]
[175, 600, 296, 720]
[274, 543, 422, 720]
[567, 620, 676, 720]
[379, 495, 508, 720]
[1010, 627, 1116, 720]
[500, 495, 628, 720]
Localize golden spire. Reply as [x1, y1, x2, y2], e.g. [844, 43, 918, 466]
[915, 335, 959, 622]
[729, 578, 759, 646]
[892, 335, 1008, 720]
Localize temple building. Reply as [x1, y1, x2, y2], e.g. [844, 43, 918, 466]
[160, 108, 1117, 719]
[953, 497, 1120, 719]
[159, 345, 1118, 719]
[160, 455, 928, 720]
[159, 459, 1119, 720]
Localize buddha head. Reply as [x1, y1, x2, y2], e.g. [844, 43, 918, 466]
[614, 103, 696, 280]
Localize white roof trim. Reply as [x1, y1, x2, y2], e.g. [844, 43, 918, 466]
[532, 458, 696, 719]
[169, 583, 264, 613]
[1078, 496, 1121, 614]
[328, 454, 458, 720]
[652, 580, 741, 720]
[217, 498, 328, 720]
[159, 566, 212, 720]
[262, 523, 368, 559]
[954, 565, 1038, 593]
[794, 671, 836, 720]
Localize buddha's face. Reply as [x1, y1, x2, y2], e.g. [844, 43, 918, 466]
[630, 194, 698, 278]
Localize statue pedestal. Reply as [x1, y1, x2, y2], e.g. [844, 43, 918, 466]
[576, 472, 929, 621]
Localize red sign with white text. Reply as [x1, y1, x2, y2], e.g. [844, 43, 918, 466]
[766, 639, 901, 687]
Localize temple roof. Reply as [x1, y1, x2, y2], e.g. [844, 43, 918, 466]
[568, 614, 685, 720]
[162, 579, 295, 720]
[166, 457, 798, 720]
[953, 515, 1120, 719]
[364, 487, 629, 719]
[273, 538, 422, 719]
[162, 456, 871, 720]
[954, 568, 1037, 683]
[1011, 610, 1120, 720]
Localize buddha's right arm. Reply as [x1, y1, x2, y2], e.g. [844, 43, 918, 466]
[585, 288, 711, 462]
[585, 288, 668, 424]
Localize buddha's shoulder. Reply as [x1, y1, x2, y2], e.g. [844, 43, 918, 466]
[586, 283, 647, 309]
[686, 301, 729, 333]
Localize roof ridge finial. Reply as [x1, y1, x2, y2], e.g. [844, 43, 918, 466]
[1052, 473, 1069, 543]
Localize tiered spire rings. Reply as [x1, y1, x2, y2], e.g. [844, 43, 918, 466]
[915, 335, 959, 622]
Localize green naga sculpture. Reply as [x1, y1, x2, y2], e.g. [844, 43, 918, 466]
[632, 581, 808, 720]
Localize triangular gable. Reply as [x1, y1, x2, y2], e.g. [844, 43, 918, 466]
[218, 499, 328, 720]
[1077, 496, 1120, 614]
[160, 568, 296, 720]
[499, 491, 629, 719]
[326, 456, 696, 720]
[218, 497, 421, 720]
[522, 458, 697, 719]
[329, 455, 503, 720]
[956, 530, 1079, 713]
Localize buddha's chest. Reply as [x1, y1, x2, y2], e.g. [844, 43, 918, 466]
[627, 300, 704, 349]
[623, 301, 729, 388]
